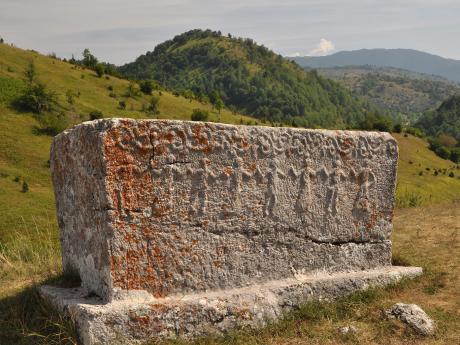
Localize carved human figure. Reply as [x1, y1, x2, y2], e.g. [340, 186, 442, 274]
[321, 158, 347, 215]
[261, 159, 286, 217]
[187, 158, 217, 216]
[229, 157, 253, 208]
[151, 157, 181, 215]
[290, 159, 317, 218]
[354, 159, 376, 212]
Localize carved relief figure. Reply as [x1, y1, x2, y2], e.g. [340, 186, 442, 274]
[261, 159, 286, 218]
[151, 157, 181, 214]
[290, 159, 317, 219]
[321, 158, 347, 215]
[229, 157, 253, 209]
[353, 159, 376, 212]
[187, 159, 217, 216]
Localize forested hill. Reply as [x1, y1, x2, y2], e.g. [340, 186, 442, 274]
[119, 29, 385, 129]
[317, 66, 460, 122]
[417, 95, 460, 143]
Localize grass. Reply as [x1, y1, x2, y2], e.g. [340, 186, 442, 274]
[1, 44, 460, 344]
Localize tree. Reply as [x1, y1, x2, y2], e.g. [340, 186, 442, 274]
[0, 37, 4, 44]
[191, 109, 209, 121]
[82, 48, 98, 68]
[139, 80, 153, 95]
[89, 110, 103, 120]
[147, 95, 160, 113]
[16, 82, 57, 113]
[125, 83, 140, 98]
[24, 61, 37, 85]
[214, 98, 224, 114]
[95, 64, 104, 77]
[22, 181, 29, 193]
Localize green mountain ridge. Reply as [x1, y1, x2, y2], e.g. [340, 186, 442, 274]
[119, 29, 386, 129]
[315, 66, 460, 123]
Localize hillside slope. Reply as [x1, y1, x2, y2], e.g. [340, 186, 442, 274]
[416, 95, 460, 143]
[292, 49, 460, 84]
[317, 66, 460, 122]
[120, 29, 383, 128]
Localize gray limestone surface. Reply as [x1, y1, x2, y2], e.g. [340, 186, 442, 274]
[44, 118, 423, 344]
[386, 303, 435, 336]
[50, 119, 399, 302]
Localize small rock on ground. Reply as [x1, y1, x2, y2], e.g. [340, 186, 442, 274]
[338, 325, 358, 336]
[386, 303, 435, 336]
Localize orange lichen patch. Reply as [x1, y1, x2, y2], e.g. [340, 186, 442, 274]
[223, 166, 233, 176]
[248, 163, 257, 172]
[213, 260, 221, 268]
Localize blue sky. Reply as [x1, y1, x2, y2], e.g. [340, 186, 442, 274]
[1, 0, 459, 65]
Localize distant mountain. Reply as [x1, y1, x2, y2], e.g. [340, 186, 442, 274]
[316, 66, 460, 122]
[119, 29, 386, 129]
[291, 49, 460, 84]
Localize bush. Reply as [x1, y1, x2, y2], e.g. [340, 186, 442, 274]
[147, 95, 160, 113]
[15, 83, 57, 114]
[405, 127, 424, 138]
[191, 109, 209, 121]
[139, 80, 153, 95]
[393, 123, 402, 133]
[450, 148, 460, 163]
[95, 64, 104, 77]
[396, 191, 423, 208]
[21, 181, 29, 193]
[449, 172, 455, 178]
[89, 110, 103, 120]
[118, 100, 126, 110]
[125, 83, 140, 98]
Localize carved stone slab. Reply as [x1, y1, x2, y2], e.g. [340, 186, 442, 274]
[51, 119, 399, 302]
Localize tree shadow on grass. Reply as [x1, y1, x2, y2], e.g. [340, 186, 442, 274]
[0, 274, 80, 345]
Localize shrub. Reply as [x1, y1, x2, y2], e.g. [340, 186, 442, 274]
[13, 176, 20, 183]
[109, 92, 117, 98]
[15, 83, 57, 114]
[139, 80, 153, 95]
[405, 127, 424, 138]
[434, 170, 439, 176]
[450, 148, 460, 163]
[125, 83, 140, 98]
[118, 100, 126, 110]
[107, 85, 113, 91]
[21, 181, 29, 193]
[94, 64, 104, 77]
[449, 172, 455, 178]
[396, 191, 423, 208]
[35, 112, 69, 135]
[89, 110, 103, 120]
[147, 95, 160, 113]
[191, 109, 209, 121]
[393, 123, 402, 133]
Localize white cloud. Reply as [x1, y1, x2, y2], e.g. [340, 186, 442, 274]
[309, 38, 335, 55]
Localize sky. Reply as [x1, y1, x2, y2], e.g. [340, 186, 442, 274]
[1, 0, 460, 65]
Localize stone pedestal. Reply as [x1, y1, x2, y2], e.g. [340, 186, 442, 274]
[41, 119, 421, 344]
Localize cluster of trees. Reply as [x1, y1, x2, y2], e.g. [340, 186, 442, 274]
[416, 95, 460, 162]
[119, 29, 387, 129]
[69, 49, 119, 78]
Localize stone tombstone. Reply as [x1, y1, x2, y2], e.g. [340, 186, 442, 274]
[44, 119, 422, 344]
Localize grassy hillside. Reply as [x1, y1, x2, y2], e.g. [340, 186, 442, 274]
[0, 43, 257, 125]
[1, 43, 460, 344]
[317, 66, 460, 122]
[120, 29, 385, 128]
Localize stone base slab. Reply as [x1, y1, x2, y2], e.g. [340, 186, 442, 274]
[40, 266, 422, 345]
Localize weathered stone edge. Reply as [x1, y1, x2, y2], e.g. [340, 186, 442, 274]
[40, 266, 422, 345]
